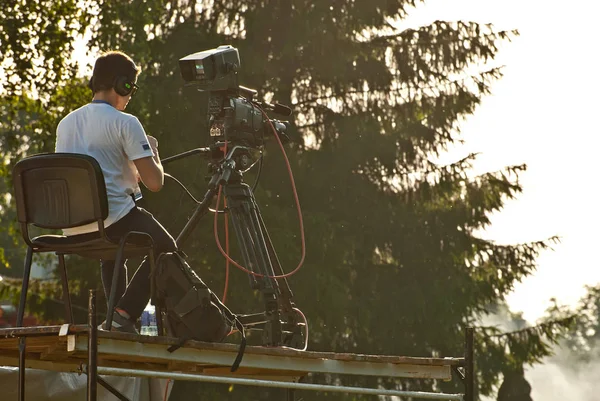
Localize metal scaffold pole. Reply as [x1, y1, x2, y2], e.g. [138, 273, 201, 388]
[97, 367, 464, 400]
[465, 327, 475, 401]
[87, 289, 98, 401]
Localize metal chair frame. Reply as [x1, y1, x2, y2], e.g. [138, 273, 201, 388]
[12, 152, 156, 330]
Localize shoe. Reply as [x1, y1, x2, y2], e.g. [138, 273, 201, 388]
[98, 310, 139, 334]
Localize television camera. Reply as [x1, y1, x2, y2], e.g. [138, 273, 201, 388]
[162, 46, 306, 350]
[179, 45, 292, 148]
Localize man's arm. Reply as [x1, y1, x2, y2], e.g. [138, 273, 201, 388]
[134, 135, 164, 192]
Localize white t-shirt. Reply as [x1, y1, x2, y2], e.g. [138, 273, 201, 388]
[55, 102, 154, 235]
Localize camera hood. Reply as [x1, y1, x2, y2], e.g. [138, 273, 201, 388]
[179, 45, 240, 91]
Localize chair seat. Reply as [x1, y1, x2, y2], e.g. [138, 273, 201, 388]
[32, 233, 153, 260]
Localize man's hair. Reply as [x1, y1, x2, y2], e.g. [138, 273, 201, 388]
[90, 50, 140, 93]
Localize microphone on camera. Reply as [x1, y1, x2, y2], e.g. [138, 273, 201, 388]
[256, 101, 293, 117]
[271, 102, 293, 116]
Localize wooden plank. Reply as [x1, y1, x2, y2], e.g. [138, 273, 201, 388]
[167, 361, 199, 371]
[9, 334, 446, 380]
[73, 337, 452, 380]
[0, 355, 83, 373]
[40, 334, 76, 360]
[0, 327, 463, 366]
[0, 326, 457, 381]
[0, 352, 302, 383]
[0, 325, 72, 337]
[89, 331, 463, 367]
[0, 337, 41, 348]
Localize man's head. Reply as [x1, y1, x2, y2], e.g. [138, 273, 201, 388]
[89, 51, 140, 110]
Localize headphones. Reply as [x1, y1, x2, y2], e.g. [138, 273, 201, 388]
[88, 75, 137, 97]
[114, 75, 137, 96]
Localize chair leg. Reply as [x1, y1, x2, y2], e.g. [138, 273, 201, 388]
[16, 247, 33, 327]
[57, 254, 74, 324]
[105, 242, 126, 331]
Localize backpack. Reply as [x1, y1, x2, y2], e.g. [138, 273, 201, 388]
[154, 251, 245, 371]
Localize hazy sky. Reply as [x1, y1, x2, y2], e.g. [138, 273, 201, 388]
[405, 0, 600, 322]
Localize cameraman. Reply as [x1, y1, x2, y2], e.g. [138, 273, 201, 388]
[55, 50, 177, 333]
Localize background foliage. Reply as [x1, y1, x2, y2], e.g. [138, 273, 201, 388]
[0, 1, 573, 399]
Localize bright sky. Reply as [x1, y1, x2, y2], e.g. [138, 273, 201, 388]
[407, 0, 600, 322]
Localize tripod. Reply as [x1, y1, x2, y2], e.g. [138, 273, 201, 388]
[163, 144, 305, 348]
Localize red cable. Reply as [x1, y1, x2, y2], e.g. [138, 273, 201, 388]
[212, 106, 306, 279]
[222, 199, 230, 302]
[222, 141, 230, 302]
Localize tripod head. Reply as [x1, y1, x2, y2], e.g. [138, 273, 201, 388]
[161, 142, 259, 187]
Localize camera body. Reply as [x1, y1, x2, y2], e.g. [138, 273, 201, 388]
[208, 95, 263, 145]
[179, 45, 289, 148]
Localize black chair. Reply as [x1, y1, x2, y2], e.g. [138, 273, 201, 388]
[12, 152, 156, 330]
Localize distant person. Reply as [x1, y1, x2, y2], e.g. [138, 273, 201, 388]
[55, 50, 177, 333]
[497, 367, 533, 401]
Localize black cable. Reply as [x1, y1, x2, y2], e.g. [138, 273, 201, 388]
[165, 173, 226, 214]
[251, 153, 263, 193]
[165, 173, 200, 204]
[249, 100, 268, 193]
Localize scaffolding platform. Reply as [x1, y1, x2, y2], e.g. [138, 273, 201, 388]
[0, 323, 473, 400]
[0, 324, 460, 380]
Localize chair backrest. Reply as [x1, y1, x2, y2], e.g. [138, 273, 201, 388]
[12, 153, 109, 230]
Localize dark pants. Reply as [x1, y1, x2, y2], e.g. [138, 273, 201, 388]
[101, 207, 177, 320]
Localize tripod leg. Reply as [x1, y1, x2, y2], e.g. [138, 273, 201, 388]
[225, 184, 284, 345]
[251, 199, 304, 347]
[227, 197, 278, 293]
[242, 201, 277, 280]
[227, 206, 260, 289]
[176, 186, 217, 247]
[254, 200, 295, 305]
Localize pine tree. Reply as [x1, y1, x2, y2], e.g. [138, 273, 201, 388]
[1, 1, 572, 399]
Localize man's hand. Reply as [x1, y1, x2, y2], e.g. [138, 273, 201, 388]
[134, 136, 164, 192]
[146, 135, 162, 165]
[147, 135, 159, 153]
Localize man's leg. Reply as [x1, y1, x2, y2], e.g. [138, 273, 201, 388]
[100, 259, 127, 304]
[105, 207, 177, 321]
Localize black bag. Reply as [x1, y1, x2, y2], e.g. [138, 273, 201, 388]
[154, 251, 245, 371]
